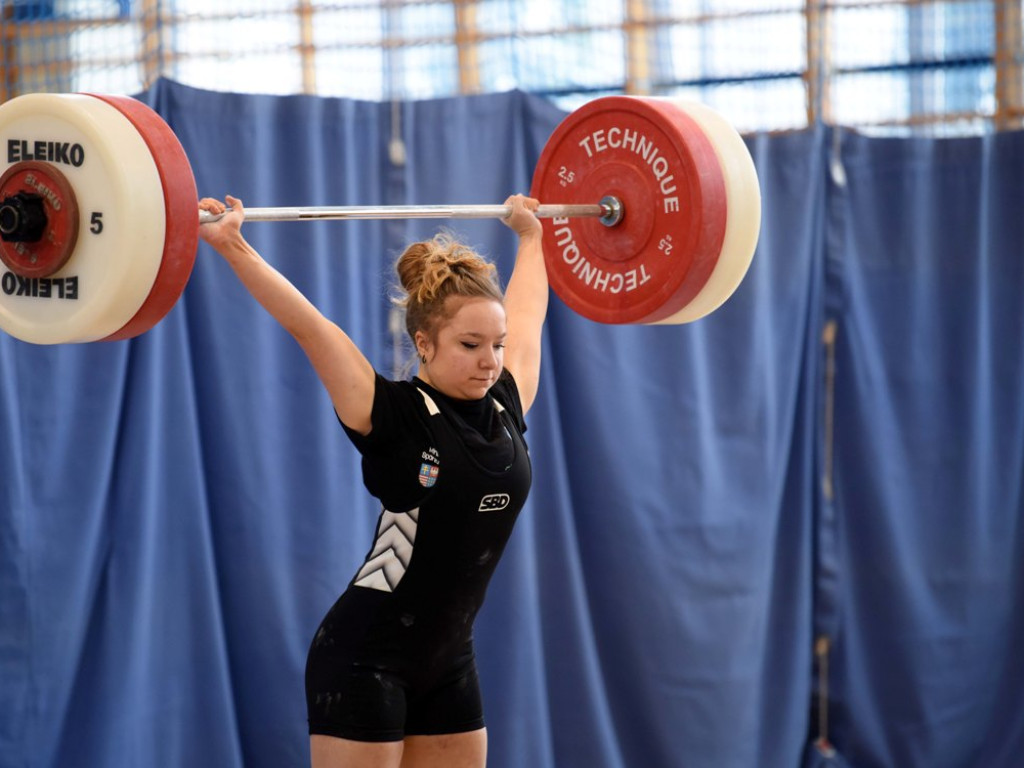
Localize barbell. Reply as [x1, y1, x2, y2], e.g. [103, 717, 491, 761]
[0, 92, 761, 345]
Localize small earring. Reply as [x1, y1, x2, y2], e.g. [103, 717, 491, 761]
[420, 354, 427, 364]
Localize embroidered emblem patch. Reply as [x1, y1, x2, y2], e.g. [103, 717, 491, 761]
[418, 463, 440, 488]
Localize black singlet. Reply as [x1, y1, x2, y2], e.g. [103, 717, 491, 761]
[305, 369, 532, 741]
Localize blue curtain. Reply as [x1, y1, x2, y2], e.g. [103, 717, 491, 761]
[820, 130, 1024, 768]
[0, 79, 1021, 768]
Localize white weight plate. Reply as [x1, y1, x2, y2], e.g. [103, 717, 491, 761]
[0, 93, 166, 344]
[651, 99, 761, 324]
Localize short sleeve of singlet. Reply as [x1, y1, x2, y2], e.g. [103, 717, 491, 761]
[339, 374, 426, 455]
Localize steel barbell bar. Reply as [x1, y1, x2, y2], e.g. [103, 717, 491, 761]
[197, 197, 625, 226]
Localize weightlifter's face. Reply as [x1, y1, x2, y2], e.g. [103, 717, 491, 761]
[418, 296, 506, 400]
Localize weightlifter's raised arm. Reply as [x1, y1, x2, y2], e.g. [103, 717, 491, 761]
[500, 194, 547, 417]
[198, 195, 376, 435]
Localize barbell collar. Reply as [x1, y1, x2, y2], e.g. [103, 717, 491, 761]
[0, 193, 48, 241]
[197, 201, 618, 225]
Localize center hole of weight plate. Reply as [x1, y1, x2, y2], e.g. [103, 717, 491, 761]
[598, 195, 624, 227]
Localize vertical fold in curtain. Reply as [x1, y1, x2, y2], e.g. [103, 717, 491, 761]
[825, 128, 1024, 768]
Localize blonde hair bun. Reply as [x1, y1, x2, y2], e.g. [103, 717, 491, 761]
[395, 232, 504, 339]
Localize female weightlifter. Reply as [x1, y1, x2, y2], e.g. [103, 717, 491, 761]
[198, 193, 547, 768]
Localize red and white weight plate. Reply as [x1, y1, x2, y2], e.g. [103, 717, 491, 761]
[0, 93, 197, 344]
[531, 95, 727, 325]
[531, 95, 759, 325]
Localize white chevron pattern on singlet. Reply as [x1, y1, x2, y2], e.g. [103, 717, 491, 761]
[353, 507, 420, 592]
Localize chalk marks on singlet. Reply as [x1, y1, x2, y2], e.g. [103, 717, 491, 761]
[353, 507, 420, 592]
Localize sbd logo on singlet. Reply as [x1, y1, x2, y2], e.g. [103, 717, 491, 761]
[478, 494, 510, 512]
